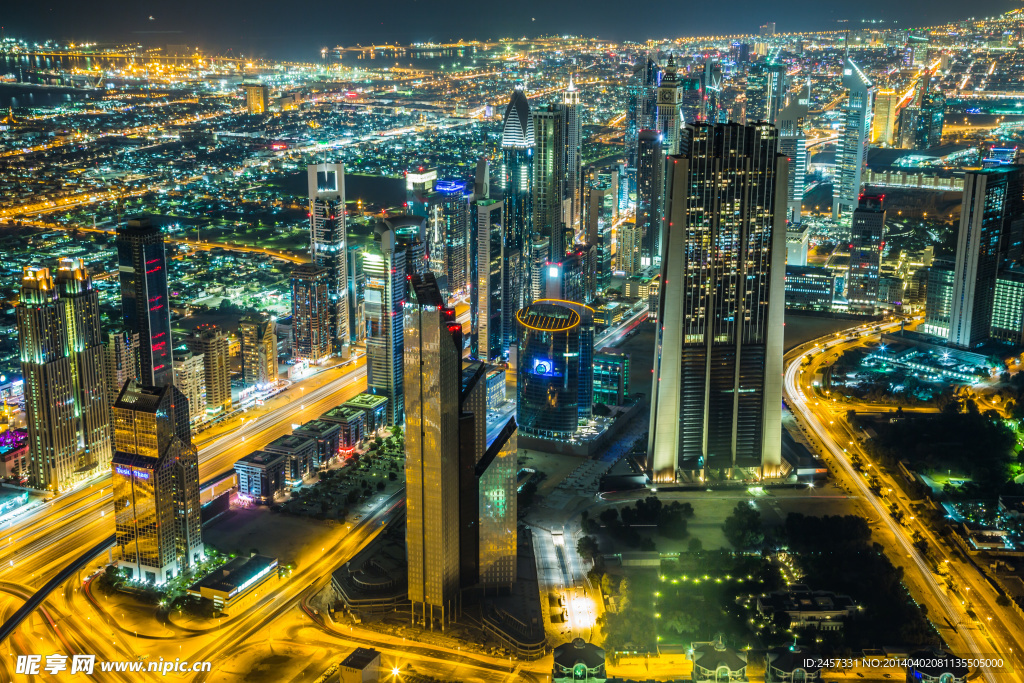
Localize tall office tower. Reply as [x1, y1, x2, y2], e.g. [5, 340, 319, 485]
[923, 257, 956, 338]
[18, 264, 112, 493]
[949, 166, 1024, 348]
[291, 263, 332, 365]
[786, 225, 810, 266]
[848, 195, 886, 314]
[406, 165, 438, 218]
[544, 248, 591, 304]
[111, 381, 203, 584]
[833, 59, 874, 219]
[562, 77, 583, 235]
[656, 55, 683, 156]
[533, 104, 566, 263]
[619, 223, 643, 275]
[56, 258, 112, 476]
[680, 76, 704, 126]
[404, 273, 462, 630]
[501, 87, 533, 312]
[364, 221, 408, 425]
[702, 60, 725, 124]
[182, 324, 231, 417]
[625, 56, 661, 197]
[428, 180, 471, 299]
[872, 89, 900, 146]
[471, 199, 508, 363]
[744, 63, 784, 123]
[239, 313, 277, 388]
[347, 244, 366, 344]
[777, 87, 809, 224]
[387, 215, 429, 277]
[896, 105, 921, 150]
[648, 123, 787, 482]
[595, 213, 613, 294]
[103, 328, 138, 415]
[475, 417, 518, 588]
[172, 349, 207, 425]
[516, 300, 594, 440]
[308, 163, 349, 356]
[636, 131, 664, 267]
[243, 83, 269, 114]
[116, 217, 173, 388]
[916, 87, 945, 150]
[472, 156, 490, 200]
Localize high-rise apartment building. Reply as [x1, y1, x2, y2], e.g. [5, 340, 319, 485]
[103, 328, 138, 416]
[649, 123, 787, 482]
[111, 382, 203, 584]
[308, 163, 349, 355]
[619, 223, 643, 275]
[562, 78, 583, 237]
[533, 104, 566, 264]
[291, 263, 332, 365]
[833, 59, 874, 219]
[636, 130, 664, 267]
[239, 313, 277, 389]
[745, 63, 786, 125]
[949, 166, 1024, 348]
[404, 273, 462, 629]
[244, 83, 269, 114]
[428, 180, 471, 299]
[172, 349, 207, 425]
[347, 244, 367, 344]
[18, 262, 112, 492]
[116, 217, 174, 388]
[501, 87, 533, 314]
[847, 195, 886, 314]
[364, 220, 408, 425]
[183, 324, 231, 416]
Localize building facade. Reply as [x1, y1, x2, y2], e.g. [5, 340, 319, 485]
[833, 59, 874, 219]
[291, 263, 332, 365]
[847, 194, 886, 314]
[649, 123, 787, 482]
[308, 163, 350, 355]
[364, 220, 408, 425]
[183, 324, 231, 417]
[239, 314, 277, 389]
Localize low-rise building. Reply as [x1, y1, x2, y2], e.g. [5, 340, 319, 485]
[262, 434, 318, 483]
[234, 450, 288, 504]
[691, 639, 748, 682]
[339, 647, 380, 683]
[341, 393, 389, 433]
[552, 638, 606, 683]
[785, 265, 835, 312]
[593, 352, 630, 406]
[765, 645, 821, 682]
[755, 584, 860, 631]
[187, 554, 278, 613]
[293, 419, 342, 469]
[319, 406, 366, 451]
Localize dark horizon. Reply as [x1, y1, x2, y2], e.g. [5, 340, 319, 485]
[1, 0, 1018, 62]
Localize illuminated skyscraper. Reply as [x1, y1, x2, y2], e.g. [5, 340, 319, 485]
[636, 130, 664, 267]
[112, 381, 203, 584]
[18, 262, 112, 493]
[777, 84, 809, 224]
[625, 56, 660, 197]
[949, 166, 1024, 349]
[833, 58, 874, 219]
[470, 198, 508, 362]
[239, 313, 277, 389]
[562, 77, 583, 236]
[291, 263, 332, 365]
[533, 104, 566, 263]
[656, 55, 683, 156]
[308, 163, 349, 355]
[172, 349, 206, 425]
[116, 217, 173, 388]
[243, 83, 269, 114]
[501, 86, 533, 315]
[364, 220, 408, 425]
[103, 328, 138, 417]
[649, 123, 787, 482]
[427, 180, 471, 299]
[848, 195, 886, 314]
[745, 63, 787, 125]
[872, 89, 900, 146]
[183, 324, 231, 417]
[404, 273, 462, 629]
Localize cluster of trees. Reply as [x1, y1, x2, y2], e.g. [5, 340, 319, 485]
[784, 514, 938, 651]
[723, 502, 765, 550]
[858, 409, 1018, 495]
[596, 574, 657, 658]
[586, 497, 694, 550]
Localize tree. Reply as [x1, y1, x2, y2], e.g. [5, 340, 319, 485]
[687, 537, 703, 553]
[638, 537, 657, 551]
[577, 536, 601, 563]
[723, 502, 764, 550]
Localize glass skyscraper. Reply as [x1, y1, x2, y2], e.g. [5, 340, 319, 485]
[833, 58, 874, 219]
[562, 78, 583, 238]
[308, 163, 350, 356]
[291, 263, 332, 365]
[848, 195, 886, 314]
[116, 217, 174, 388]
[364, 219, 409, 425]
[636, 130, 663, 267]
[501, 87, 533, 315]
[533, 104, 566, 263]
[648, 123, 787, 482]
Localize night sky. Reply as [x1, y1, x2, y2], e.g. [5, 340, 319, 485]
[2, 0, 1019, 60]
